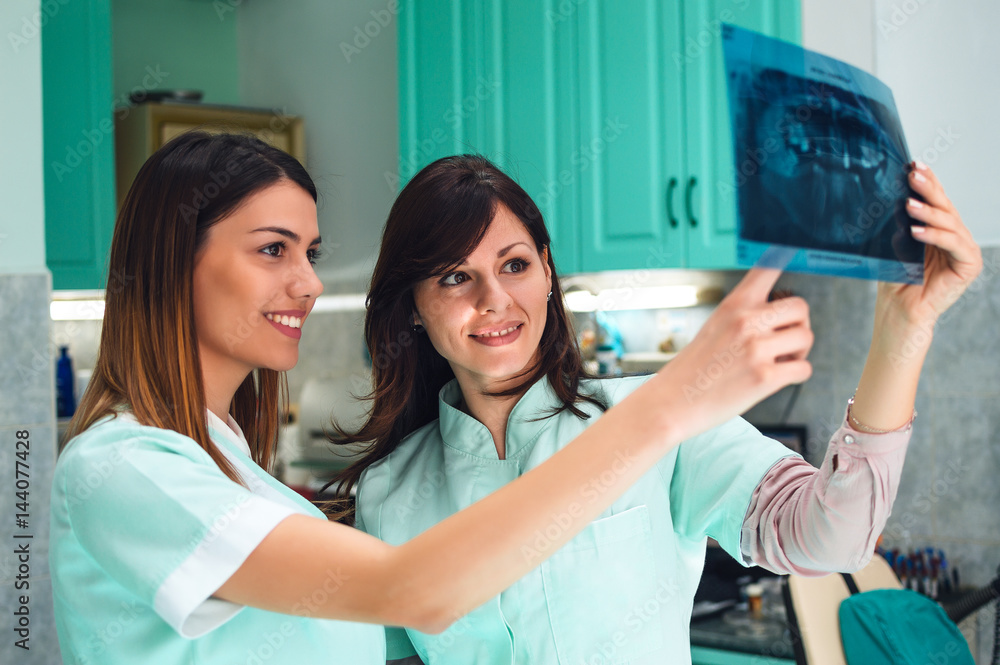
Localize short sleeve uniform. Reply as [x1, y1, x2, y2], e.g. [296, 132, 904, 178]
[49, 411, 385, 665]
[356, 375, 797, 665]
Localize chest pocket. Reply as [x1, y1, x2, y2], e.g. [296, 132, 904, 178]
[540, 505, 663, 664]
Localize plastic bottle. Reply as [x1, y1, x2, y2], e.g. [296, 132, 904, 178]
[596, 344, 620, 377]
[594, 311, 624, 357]
[594, 311, 624, 377]
[56, 346, 77, 418]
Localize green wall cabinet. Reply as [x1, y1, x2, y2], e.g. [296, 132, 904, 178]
[683, 1, 802, 269]
[43, 0, 116, 291]
[575, 0, 687, 272]
[43, 0, 244, 291]
[483, 2, 582, 274]
[398, 0, 582, 273]
[398, 0, 801, 274]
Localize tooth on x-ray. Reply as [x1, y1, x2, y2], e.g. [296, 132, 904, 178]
[722, 24, 924, 284]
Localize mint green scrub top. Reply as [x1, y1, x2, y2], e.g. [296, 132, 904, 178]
[50, 410, 385, 665]
[357, 375, 797, 665]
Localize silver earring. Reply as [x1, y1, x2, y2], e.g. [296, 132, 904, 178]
[547, 290, 553, 302]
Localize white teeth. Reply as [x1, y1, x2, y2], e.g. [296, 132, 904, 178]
[478, 325, 518, 338]
[266, 314, 303, 329]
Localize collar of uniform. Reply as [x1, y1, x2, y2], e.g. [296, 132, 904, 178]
[205, 409, 252, 458]
[438, 375, 561, 460]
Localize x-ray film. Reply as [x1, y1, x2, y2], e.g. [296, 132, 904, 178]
[722, 24, 923, 283]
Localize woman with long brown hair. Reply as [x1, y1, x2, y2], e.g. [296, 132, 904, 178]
[50, 133, 816, 664]
[342, 154, 981, 663]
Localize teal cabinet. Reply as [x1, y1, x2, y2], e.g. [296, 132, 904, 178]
[397, 0, 490, 186]
[576, 0, 687, 272]
[398, 0, 800, 274]
[398, 0, 582, 273]
[576, 0, 800, 271]
[42, 0, 116, 290]
[481, 1, 581, 274]
[683, 1, 801, 269]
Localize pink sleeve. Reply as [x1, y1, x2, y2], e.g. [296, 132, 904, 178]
[739, 406, 912, 576]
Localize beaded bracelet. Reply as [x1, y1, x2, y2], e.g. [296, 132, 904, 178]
[847, 395, 917, 434]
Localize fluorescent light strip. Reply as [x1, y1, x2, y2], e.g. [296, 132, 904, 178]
[565, 285, 700, 312]
[564, 290, 598, 312]
[49, 293, 369, 320]
[311, 294, 368, 312]
[50, 286, 697, 319]
[51, 300, 106, 321]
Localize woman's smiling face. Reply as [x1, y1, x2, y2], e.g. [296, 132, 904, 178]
[412, 204, 553, 391]
[192, 180, 324, 380]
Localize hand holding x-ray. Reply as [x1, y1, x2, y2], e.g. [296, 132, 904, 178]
[879, 161, 981, 328]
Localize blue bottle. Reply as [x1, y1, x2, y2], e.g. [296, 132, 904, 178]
[56, 346, 76, 418]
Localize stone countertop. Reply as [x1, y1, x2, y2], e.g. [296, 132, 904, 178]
[690, 609, 796, 659]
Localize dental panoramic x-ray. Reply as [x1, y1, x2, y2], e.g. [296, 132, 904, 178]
[722, 24, 924, 283]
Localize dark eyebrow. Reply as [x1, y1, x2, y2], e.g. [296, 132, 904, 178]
[453, 241, 531, 268]
[497, 242, 530, 258]
[251, 227, 322, 246]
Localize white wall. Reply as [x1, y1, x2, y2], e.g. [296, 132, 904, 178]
[803, 0, 999, 247]
[238, 0, 399, 289]
[801, 0, 875, 72]
[873, 0, 999, 246]
[0, 0, 47, 273]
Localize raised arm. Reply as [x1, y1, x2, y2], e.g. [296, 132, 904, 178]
[851, 161, 981, 432]
[742, 162, 981, 575]
[215, 268, 815, 632]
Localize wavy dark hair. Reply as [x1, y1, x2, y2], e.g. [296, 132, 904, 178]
[326, 154, 605, 521]
[68, 131, 316, 485]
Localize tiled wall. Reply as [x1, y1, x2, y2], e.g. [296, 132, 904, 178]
[0, 271, 61, 664]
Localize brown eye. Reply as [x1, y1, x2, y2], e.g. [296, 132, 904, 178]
[503, 258, 530, 273]
[262, 242, 285, 258]
[440, 272, 468, 286]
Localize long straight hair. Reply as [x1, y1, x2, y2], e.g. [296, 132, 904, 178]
[327, 155, 604, 520]
[67, 131, 317, 484]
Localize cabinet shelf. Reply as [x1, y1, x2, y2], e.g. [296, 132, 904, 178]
[114, 102, 305, 210]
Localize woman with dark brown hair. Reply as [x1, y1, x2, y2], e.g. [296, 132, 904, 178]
[343, 154, 981, 663]
[49, 133, 816, 664]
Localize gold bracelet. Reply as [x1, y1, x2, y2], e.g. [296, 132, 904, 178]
[847, 395, 917, 434]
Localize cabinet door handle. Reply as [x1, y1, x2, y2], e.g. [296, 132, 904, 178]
[685, 176, 698, 227]
[666, 177, 679, 228]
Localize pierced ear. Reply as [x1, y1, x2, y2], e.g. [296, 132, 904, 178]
[541, 244, 553, 282]
[412, 311, 423, 326]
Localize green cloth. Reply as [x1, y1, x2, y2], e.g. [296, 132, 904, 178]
[840, 589, 975, 665]
[50, 411, 385, 664]
[358, 374, 797, 664]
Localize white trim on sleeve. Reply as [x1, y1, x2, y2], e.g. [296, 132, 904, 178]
[153, 494, 298, 638]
